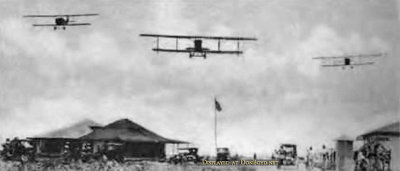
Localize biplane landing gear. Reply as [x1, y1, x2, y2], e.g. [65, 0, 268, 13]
[350, 66, 354, 69]
[62, 26, 66, 30]
[53, 26, 57, 30]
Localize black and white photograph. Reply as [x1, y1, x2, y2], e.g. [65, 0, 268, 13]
[0, 0, 399, 170]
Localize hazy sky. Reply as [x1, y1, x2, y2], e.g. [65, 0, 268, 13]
[0, 0, 399, 156]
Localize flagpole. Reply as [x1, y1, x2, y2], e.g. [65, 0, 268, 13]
[214, 97, 218, 153]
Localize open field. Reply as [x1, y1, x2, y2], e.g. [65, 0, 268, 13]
[0, 160, 322, 171]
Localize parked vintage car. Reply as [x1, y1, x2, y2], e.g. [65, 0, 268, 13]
[275, 144, 297, 167]
[216, 147, 230, 161]
[169, 147, 202, 164]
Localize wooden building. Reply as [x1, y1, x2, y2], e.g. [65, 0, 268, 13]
[28, 119, 101, 157]
[80, 118, 187, 160]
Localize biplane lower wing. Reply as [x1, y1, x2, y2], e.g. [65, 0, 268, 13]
[68, 23, 91, 26]
[321, 62, 375, 67]
[33, 24, 57, 27]
[152, 48, 242, 54]
[33, 23, 91, 27]
[206, 50, 243, 54]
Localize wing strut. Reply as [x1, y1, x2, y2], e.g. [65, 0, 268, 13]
[156, 37, 159, 52]
[176, 38, 178, 50]
[237, 41, 240, 55]
[218, 40, 221, 51]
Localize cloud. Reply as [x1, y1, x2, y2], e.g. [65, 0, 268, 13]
[0, 18, 66, 57]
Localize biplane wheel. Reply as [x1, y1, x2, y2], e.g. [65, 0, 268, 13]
[53, 26, 57, 30]
[63, 26, 66, 30]
[350, 66, 354, 69]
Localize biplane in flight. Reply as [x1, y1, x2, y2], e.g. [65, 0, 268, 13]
[313, 52, 385, 69]
[23, 13, 99, 30]
[140, 34, 257, 58]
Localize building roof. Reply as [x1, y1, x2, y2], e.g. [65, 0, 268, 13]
[80, 118, 187, 144]
[32, 119, 101, 139]
[356, 121, 400, 140]
[335, 134, 353, 141]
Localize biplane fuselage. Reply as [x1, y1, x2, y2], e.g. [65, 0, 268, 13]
[193, 40, 204, 52]
[341, 58, 356, 69]
[55, 17, 69, 26]
[186, 40, 211, 58]
[52, 17, 71, 30]
[344, 58, 351, 65]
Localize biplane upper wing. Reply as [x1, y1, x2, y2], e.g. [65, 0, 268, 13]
[63, 14, 99, 17]
[33, 23, 91, 27]
[313, 53, 385, 60]
[24, 15, 60, 18]
[24, 13, 99, 18]
[140, 34, 257, 41]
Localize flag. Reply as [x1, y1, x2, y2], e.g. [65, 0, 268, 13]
[215, 98, 222, 112]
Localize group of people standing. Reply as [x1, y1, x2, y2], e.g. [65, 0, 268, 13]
[354, 138, 391, 171]
[306, 145, 336, 171]
[0, 137, 34, 163]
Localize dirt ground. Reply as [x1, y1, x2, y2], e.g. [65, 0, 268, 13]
[0, 160, 324, 171]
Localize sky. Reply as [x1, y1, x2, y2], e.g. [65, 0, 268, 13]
[0, 0, 399, 156]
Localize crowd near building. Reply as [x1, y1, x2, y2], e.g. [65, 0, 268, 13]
[0, 119, 399, 171]
[1, 118, 187, 162]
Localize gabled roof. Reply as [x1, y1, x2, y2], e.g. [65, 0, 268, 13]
[33, 119, 101, 139]
[356, 121, 400, 140]
[335, 134, 353, 141]
[80, 119, 187, 144]
[106, 119, 144, 129]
